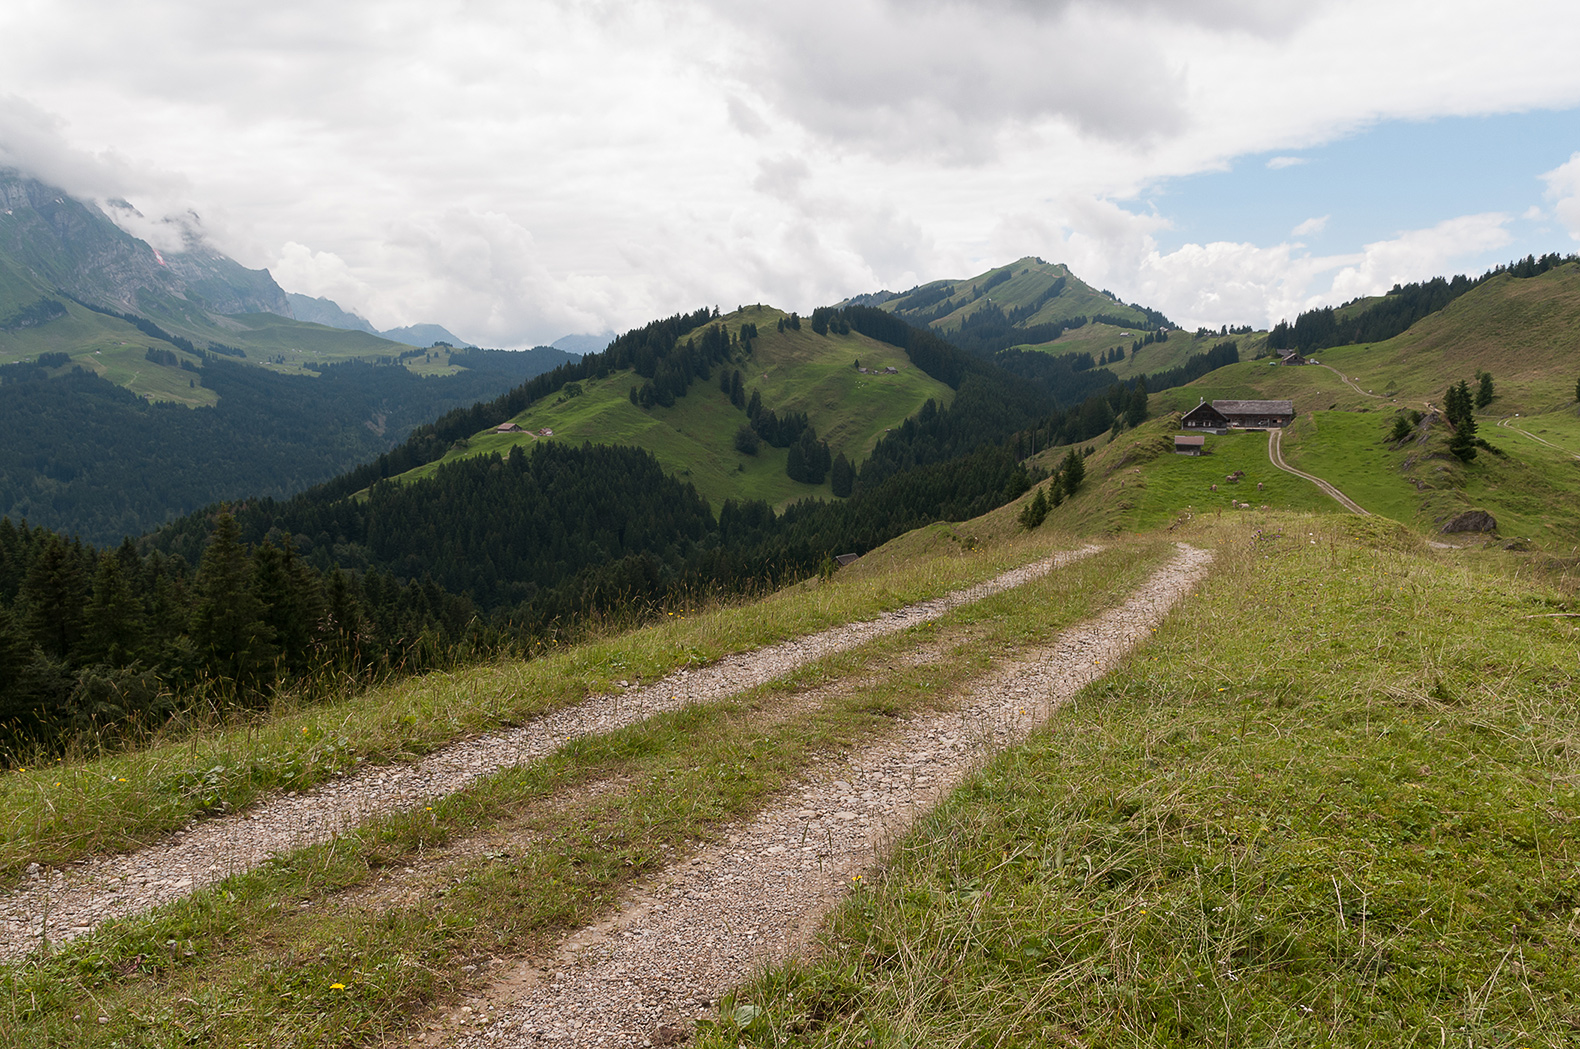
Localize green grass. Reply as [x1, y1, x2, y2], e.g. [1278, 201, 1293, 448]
[0, 301, 219, 406]
[1497, 407, 1580, 457]
[0, 541, 1168, 1048]
[700, 513, 1580, 1047]
[0, 510, 1073, 882]
[1015, 417, 1334, 537]
[202, 313, 413, 372]
[1279, 410, 1423, 521]
[392, 305, 953, 509]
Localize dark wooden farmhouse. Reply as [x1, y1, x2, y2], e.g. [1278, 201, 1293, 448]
[1181, 401, 1230, 433]
[1213, 399, 1294, 428]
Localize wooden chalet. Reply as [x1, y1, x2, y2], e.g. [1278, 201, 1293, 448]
[1174, 434, 1206, 455]
[495, 422, 524, 433]
[1277, 351, 1310, 366]
[1180, 401, 1230, 433]
[1212, 399, 1294, 428]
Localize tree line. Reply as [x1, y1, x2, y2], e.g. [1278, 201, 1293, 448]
[1269, 253, 1577, 353]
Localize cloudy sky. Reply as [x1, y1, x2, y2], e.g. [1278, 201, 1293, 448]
[3, 0, 1580, 348]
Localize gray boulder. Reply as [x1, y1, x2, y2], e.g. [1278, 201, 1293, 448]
[1441, 509, 1498, 534]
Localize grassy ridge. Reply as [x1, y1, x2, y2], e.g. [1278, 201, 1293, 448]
[390, 305, 954, 509]
[704, 514, 1580, 1047]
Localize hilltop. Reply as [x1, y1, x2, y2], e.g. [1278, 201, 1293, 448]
[392, 305, 956, 508]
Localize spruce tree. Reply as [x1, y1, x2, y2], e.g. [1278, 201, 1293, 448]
[1018, 487, 1049, 529]
[1476, 371, 1494, 408]
[1445, 381, 1477, 462]
[830, 452, 854, 498]
[20, 533, 88, 662]
[190, 513, 277, 693]
[79, 555, 147, 667]
[786, 438, 808, 483]
[1061, 448, 1086, 497]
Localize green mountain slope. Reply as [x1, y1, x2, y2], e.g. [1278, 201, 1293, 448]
[1140, 261, 1580, 548]
[397, 305, 954, 508]
[881, 258, 1148, 332]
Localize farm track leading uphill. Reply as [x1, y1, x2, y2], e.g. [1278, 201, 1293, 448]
[0, 546, 1101, 961]
[433, 544, 1215, 1049]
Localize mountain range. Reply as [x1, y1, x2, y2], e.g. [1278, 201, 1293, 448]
[0, 171, 572, 542]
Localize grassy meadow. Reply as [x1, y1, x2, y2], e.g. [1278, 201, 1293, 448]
[391, 305, 953, 509]
[702, 513, 1580, 1048]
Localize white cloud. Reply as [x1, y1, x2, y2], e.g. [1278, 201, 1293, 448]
[0, 1, 1578, 344]
[1291, 215, 1329, 236]
[1324, 213, 1512, 303]
[1541, 152, 1580, 240]
[1267, 156, 1307, 169]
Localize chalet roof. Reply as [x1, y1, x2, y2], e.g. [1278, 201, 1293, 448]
[1212, 399, 1293, 416]
[1174, 434, 1206, 447]
[1181, 401, 1228, 420]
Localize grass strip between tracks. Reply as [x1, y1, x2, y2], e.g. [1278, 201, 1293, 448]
[0, 541, 1169, 1048]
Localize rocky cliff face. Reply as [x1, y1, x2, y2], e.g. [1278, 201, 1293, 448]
[0, 171, 290, 318]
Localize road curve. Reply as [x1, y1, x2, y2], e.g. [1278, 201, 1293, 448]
[1498, 416, 1580, 461]
[1316, 362, 1383, 400]
[1268, 427, 1371, 515]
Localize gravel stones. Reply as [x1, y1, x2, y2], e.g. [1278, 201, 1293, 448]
[437, 544, 1213, 1049]
[0, 546, 1100, 961]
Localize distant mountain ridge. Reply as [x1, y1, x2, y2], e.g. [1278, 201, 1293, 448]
[0, 170, 470, 372]
[285, 292, 468, 347]
[0, 172, 290, 318]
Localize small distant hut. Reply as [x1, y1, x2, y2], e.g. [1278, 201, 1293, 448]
[1278, 351, 1310, 366]
[834, 553, 860, 567]
[1174, 434, 1206, 456]
[495, 422, 524, 433]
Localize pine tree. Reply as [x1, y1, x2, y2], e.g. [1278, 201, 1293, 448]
[0, 605, 34, 714]
[1061, 448, 1086, 497]
[830, 452, 854, 498]
[1018, 487, 1049, 529]
[1476, 371, 1494, 408]
[20, 533, 88, 662]
[190, 513, 277, 693]
[786, 438, 807, 483]
[1445, 381, 1477, 462]
[252, 540, 325, 676]
[79, 555, 147, 667]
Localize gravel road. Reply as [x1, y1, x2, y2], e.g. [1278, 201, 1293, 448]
[0, 546, 1100, 961]
[432, 544, 1213, 1048]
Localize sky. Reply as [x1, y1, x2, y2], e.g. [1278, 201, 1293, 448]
[3, 0, 1580, 348]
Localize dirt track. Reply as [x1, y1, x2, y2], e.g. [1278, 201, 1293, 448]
[431, 544, 1215, 1048]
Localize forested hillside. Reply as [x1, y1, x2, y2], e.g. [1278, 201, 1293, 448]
[0, 347, 574, 544]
